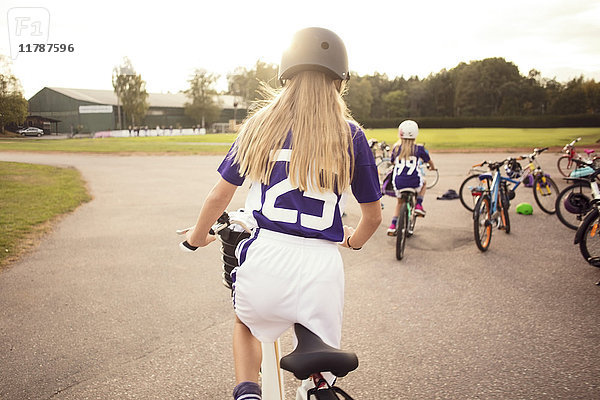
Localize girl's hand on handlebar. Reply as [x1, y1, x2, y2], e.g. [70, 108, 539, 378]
[177, 226, 216, 252]
[186, 228, 217, 248]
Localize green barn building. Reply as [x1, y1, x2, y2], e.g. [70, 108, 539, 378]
[28, 87, 247, 134]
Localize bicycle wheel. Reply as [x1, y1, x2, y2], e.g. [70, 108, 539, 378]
[557, 155, 575, 177]
[473, 194, 492, 252]
[426, 168, 439, 189]
[499, 185, 511, 234]
[396, 204, 409, 260]
[555, 181, 594, 230]
[460, 174, 492, 212]
[578, 208, 600, 267]
[532, 175, 559, 214]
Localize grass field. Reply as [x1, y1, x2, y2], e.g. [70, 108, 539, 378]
[0, 128, 598, 154]
[0, 162, 91, 268]
[365, 127, 600, 150]
[0, 134, 237, 154]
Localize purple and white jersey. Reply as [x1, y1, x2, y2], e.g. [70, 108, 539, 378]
[218, 123, 381, 242]
[390, 144, 431, 189]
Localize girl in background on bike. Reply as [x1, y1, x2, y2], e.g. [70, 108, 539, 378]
[182, 27, 382, 400]
[387, 120, 435, 235]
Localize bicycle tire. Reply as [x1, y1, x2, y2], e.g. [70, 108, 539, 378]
[578, 208, 600, 267]
[460, 174, 492, 212]
[396, 204, 409, 260]
[426, 169, 440, 189]
[407, 201, 417, 237]
[555, 181, 594, 230]
[532, 175, 559, 214]
[500, 185, 511, 234]
[557, 155, 575, 177]
[473, 194, 492, 252]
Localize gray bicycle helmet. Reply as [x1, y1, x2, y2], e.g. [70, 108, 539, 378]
[279, 27, 349, 84]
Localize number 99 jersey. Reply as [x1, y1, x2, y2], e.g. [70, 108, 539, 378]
[217, 123, 382, 243]
[390, 144, 431, 190]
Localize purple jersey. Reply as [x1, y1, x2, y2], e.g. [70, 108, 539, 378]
[390, 144, 431, 189]
[218, 123, 381, 242]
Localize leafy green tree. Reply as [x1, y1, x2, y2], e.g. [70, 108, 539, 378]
[453, 58, 522, 116]
[382, 89, 408, 118]
[518, 69, 547, 115]
[0, 56, 28, 133]
[425, 70, 454, 116]
[452, 62, 480, 116]
[583, 79, 600, 114]
[498, 81, 521, 115]
[345, 76, 373, 122]
[550, 76, 588, 115]
[112, 57, 149, 128]
[227, 60, 280, 104]
[363, 72, 397, 118]
[184, 69, 222, 128]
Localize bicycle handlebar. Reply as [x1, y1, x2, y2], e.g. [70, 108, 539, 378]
[563, 137, 581, 151]
[515, 147, 548, 161]
[177, 211, 254, 252]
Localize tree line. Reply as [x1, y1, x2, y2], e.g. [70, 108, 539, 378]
[1, 55, 599, 134]
[228, 58, 600, 126]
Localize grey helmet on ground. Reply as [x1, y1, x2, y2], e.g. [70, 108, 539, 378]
[279, 27, 349, 84]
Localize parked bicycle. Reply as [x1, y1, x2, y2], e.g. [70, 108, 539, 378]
[555, 159, 598, 230]
[370, 140, 392, 180]
[460, 148, 559, 214]
[557, 137, 600, 177]
[574, 168, 600, 269]
[178, 211, 358, 400]
[394, 188, 419, 260]
[473, 159, 512, 252]
[459, 161, 493, 212]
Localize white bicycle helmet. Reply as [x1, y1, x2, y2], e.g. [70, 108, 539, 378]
[279, 27, 349, 84]
[399, 120, 419, 139]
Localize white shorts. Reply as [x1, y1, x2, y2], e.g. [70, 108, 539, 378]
[232, 228, 344, 349]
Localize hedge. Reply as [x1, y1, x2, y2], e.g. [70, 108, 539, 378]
[359, 114, 600, 129]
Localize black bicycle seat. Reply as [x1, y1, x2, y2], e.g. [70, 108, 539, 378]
[280, 324, 358, 380]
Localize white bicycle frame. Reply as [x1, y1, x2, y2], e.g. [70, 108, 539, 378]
[179, 215, 327, 400]
[261, 340, 287, 400]
[262, 340, 317, 400]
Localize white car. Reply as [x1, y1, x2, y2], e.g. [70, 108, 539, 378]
[18, 127, 44, 136]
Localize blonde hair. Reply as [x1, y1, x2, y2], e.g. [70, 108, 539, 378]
[233, 70, 355, 193]
[395, 138, 416, 161]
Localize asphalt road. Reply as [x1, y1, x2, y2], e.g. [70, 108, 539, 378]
[1, 151, 599, 400]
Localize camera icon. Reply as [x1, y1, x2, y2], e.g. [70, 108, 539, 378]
[7, 7, 50, 59]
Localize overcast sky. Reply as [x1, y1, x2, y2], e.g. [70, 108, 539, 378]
[1, 0, 599, 99]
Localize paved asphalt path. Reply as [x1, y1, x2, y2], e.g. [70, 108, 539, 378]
[1, 151, 599, 400]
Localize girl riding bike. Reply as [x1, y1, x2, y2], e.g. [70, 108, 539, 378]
[387, 120, 436, 235]
[181, 27, 382, 400]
